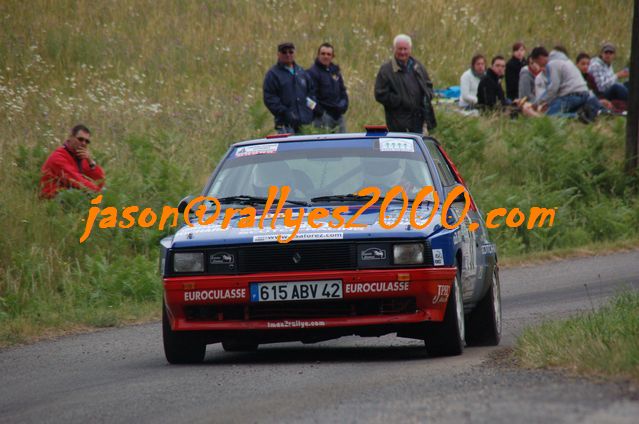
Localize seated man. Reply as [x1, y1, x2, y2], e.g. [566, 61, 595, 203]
[588, 43, 629, 102]
[40, 124, 105, 199]
[459, 54, 486, 109]
[532, 46, 604, 119]
[477, 56, 510, 111]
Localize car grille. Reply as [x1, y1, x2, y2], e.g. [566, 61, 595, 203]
[169, 240, 434, 276]
[239, 242, 356, 273]
[184, 297, 417, 321]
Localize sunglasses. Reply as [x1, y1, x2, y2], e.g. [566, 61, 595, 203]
[280, 49, 295, 55]
[76, 136, 91, 144]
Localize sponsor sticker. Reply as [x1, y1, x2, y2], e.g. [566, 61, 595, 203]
[345, 281, 410, 294]
[432, 284, 450, 304]
[184, 288, 246, 302]
[253, 232, 343, 242]
[481, 244, 496, 255]
[267, 320, 326, 329]
[361, 247, 387, 261]
[235, 143, 278, 157]
[433, 249, 444, 266]
[379, 138, 415, 152]
[210, 252, 234, 265]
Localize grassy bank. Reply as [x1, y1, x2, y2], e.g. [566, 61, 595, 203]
[1, 0, 638, 346]
[516, 291, 639, 381]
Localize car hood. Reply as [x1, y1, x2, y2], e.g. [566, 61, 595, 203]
[169, 204, 444, 248]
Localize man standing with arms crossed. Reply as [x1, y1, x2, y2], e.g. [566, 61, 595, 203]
[374, 34, 436, 134]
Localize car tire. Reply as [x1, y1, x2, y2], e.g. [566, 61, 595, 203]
[222, 340, 259, 352]
[425, 262, 465, 357]
[465, 266, 502, 346]
[163, 303, 206, 364]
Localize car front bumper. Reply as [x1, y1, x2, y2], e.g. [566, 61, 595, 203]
[163, 267, 456, 332]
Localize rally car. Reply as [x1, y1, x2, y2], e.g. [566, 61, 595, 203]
[160, 126, 501, 363]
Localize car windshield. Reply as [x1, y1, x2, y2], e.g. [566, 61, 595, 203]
[207, 138, 435, 203]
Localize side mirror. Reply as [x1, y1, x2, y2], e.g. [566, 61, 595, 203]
[452, 192, 466, 204]
[177, 195, 194, 213]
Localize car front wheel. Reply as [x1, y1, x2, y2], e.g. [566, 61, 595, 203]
[425, 262, 465, 357]
[163, 302, 206, 364]
[466, 266, 502, 346]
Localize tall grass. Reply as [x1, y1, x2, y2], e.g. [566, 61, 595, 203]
[516, 291, 639, 381]
[0, 0, 637, 345]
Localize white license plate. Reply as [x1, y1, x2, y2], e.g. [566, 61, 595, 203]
[250, 280, 343, 302]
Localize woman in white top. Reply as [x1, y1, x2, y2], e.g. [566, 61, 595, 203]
[459, 54, 486, 109]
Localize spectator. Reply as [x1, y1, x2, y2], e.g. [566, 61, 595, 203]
[505, 42, 526, 100]
[588, 42, 629, 102]
[307, 43, 349, 133]
[40, 124, 105, 199]
[263, 42, 318, 134]
[374, 34, 436, 133]
[532, 46, 603, 118]
[459, 54, 486, 109]
[576, 52, 615, 111]
[518, 55, 542, 103]
[477, 56, 509, 110]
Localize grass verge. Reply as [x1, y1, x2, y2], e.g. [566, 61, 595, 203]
[515, 291, 639, 382]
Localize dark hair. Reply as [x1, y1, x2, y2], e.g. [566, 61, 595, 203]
[576, 52, 590, 63]
[530, 46, 549, 59]
[471, 53, 485, 68]
[71, 124, 91, 136]
[317, 42, 334, 56]
[512, 42, 525, 52]
[491, 55, 505, 65]
[553, 45, 568, 55]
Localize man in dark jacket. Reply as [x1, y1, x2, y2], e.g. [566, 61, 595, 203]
[307, 43, 349, 133]
[374, 34, 436, 133]
[263, 42, 318, 133]
[477, 56, 510, 110]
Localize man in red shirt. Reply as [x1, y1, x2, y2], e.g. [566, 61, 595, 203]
[40, 124, 105, 199]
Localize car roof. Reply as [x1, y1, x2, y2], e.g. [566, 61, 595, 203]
[230, 132, 438, 147]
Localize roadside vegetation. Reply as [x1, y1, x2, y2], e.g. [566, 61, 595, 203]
[0, 0, 637, 346]
[516, 291, 639, 381]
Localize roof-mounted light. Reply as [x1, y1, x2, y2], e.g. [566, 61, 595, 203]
[266, 133, 294, 139]
[364, 125, 388, 136]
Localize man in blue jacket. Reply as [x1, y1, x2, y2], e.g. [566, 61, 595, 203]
[263, 42, 318, 134]
[307, 43, 349, 133]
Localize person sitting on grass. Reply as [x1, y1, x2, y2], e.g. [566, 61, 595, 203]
[476, 55, 510, 111]
[588, 42, 629, 104]
[459, 54, 486, 109]
[40, 124, 105, 199]
[576, 52, 615, 112]
[532, 46, 605, 121]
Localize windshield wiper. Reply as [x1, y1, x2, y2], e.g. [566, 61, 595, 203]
[312, 193, 425, 204]
[217, 195, 309, 206]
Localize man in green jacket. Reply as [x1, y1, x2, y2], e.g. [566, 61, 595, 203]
[374, 34, 437, 133]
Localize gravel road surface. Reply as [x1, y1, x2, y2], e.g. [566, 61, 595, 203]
[1, 250, 638, 423]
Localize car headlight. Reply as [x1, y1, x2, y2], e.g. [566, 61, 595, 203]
[173, 252, 204, 273]
[393, 243, 424, 265]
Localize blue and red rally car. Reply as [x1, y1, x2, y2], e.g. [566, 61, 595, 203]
[160, 127, 501, 363]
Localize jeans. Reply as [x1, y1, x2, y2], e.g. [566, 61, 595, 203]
[313, 112, 346, 133]
[546, 92, 590, 117]
[603, 83, 629, 102]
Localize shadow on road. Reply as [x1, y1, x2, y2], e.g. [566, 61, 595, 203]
[194, 342, 459, 365]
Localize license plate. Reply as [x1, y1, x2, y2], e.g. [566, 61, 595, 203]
[250, 280, 343, 302]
